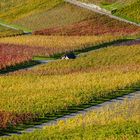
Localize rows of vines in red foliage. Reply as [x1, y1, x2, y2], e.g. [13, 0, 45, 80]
[0, 55, 31, 70]
[0, 43, 49, 70]
[0, 44, 30, 70]
[0, 42, 59, 70]
[0, 111, 35, 130]
[34, 15, 140, 36]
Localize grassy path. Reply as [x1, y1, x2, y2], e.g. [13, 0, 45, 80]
[0, 23, 19, 31]
[0, 60, 55, 75]
[0, 21, 32, 34]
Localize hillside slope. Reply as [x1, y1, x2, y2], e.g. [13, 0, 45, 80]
[81, 0, 135, 8]
[1, 0, 139, 31]
[33, 12, 140, 36]
[80, 0, 140, 23]
[81, 0, 134, 4]
[12, 3, 97, 31]
[114, 0, 140, 23]
[0, 0, 64, 22]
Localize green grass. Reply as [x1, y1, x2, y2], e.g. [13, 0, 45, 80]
[33, 56, 56, 61]
[0, 25, 24, 37]
[101, 2, 124, 11]
[0, 20, 32, 32]
[100, 0, 135, 11]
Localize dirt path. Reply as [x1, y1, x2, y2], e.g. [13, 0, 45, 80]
[25, 60, 55, 70]
[0, 60, 55, 75]
[65, 0, 140, 27]
[1, 91, 139, 138]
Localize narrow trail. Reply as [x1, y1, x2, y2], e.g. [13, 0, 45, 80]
[24, 60, 55, 70]
[0, 22, 31, 34]
[0, 60, 55, 75]
[1, 91, 140, 138]
[114, 38, 140, 46]
[0, 22, 19, 31]
[65, 0, 140, 27]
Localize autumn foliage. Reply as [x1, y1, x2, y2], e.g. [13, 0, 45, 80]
[0, 111, 35, 129]
[0, 44, 33, 71]
[34, 17, 140, 36]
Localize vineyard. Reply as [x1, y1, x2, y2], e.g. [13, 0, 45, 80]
[0, 35, 122, 72]
[0, 43, 50, 71]
[0, 55, 31, 71]
[0, 69, 140, 130]
[0, 35, 122, 57]
[13, 3, 96, 31]
[1, 0, 139, 32]
[114, 0, 140, 23]
[80, 0, 140, 23]
[29, 45, 140, 75]
[0, 44, 33, 71]
[0, 0, 140, 139]
[2, 95, 139, 140]
[34, 16, 140, 36]
[0, 44, 140, 131]
[0, 0, 64, 22]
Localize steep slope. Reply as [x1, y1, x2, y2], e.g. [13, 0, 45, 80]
[114, 0, 140, 23]
[33, 13, 140, 36]
[81, 0, 134, 4]
[80, 0, 134, 9]
[12, 3, 97, 31]
[0, 0, 64, 22]
[80, 0, 140, 23]
[1, 0, 139, 31]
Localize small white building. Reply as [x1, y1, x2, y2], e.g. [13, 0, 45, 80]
[61, 53, 76, 60]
